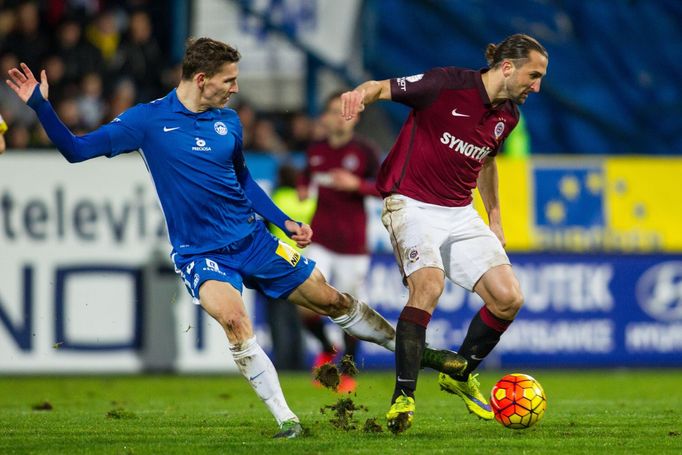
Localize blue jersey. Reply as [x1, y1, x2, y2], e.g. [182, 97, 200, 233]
[100, 90, 258, 254]
[28, 87, 291, 255]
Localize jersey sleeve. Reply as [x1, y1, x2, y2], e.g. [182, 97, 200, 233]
[390, 67, 448, 110]
[99, 104, 147, 156]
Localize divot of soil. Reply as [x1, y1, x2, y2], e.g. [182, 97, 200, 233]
[313, 362, 340, 391]
[106, 408, 137, 419]
[339, 355, 359, 377]
[362, 417, 383, 433]
[321, 397, 367, 431]
[31, 401, 53, 411]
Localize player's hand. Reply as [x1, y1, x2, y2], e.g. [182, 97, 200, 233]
[329, 168, 360, 191]
[6, 63, 48, 103]
[490, 222, 506, 248]
[285, 220, 313, 248]
[340, 89, 365, 120]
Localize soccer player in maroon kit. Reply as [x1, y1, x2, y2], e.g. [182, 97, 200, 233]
[298, 91, 381, 392]
[341, 34, 549, 433]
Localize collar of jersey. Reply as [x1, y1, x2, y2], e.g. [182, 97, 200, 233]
[168, 88, 221, 119]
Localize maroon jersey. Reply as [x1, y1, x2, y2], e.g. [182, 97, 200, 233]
[377, 67, 519, 207]
[301, 137, 381, 254]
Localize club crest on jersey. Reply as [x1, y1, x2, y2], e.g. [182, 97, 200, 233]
[192, 137, 212, 152]
[276, 241, 301, 267]
[214, 121, 228, 135]
[342, 154, 359, 171]
[407, 247, 420, 263]
[494, 121, 505, 139]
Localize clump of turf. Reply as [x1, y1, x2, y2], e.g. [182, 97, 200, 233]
[339, 355, 359, 377]
[31, 401, 53, 411]
[362, 417, 383, 433]
[321, 397, 367, 431]
[106, 408, 137, 419]
[388, 413, 411, 435]
[313, 363, 340, 391]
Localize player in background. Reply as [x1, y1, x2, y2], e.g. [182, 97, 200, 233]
[341, 34, 548, 433]
[297, 91, 382, 393]
[0, 113, 7, 153]
[7, 37, 466, 438]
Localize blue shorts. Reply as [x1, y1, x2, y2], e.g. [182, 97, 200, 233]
[171, 221, 316, 302]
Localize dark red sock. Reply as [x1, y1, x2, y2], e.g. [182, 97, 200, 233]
[455, 306, 512, 380]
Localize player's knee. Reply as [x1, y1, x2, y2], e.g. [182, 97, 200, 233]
[411, 277, 444, 302]
[325, 291, 351, 318]
[215, 309, 250, 333]
[494, 288, 524, 319]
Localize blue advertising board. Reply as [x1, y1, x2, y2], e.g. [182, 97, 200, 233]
[255, 253, 682, 369]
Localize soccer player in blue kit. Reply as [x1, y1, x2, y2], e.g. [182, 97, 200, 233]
[7, 37, 466, 439]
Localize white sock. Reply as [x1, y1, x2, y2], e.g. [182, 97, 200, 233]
[330, 295, 396, 352]
[229, 336, 298, 425]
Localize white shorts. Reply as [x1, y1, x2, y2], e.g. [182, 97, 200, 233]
[381, 194, 510, 291]
[305, 243, 370, 298]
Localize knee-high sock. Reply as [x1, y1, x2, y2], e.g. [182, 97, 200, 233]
[455, 306, 512, 380]
[392, 306, 431, 402]
[230, 336, 297, 425]
[329, 294, 396, 352]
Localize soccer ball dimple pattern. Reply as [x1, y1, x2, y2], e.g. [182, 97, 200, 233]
[490, 373, 546, 430]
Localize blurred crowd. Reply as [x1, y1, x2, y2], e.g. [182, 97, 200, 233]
[0, 0, 323, 155]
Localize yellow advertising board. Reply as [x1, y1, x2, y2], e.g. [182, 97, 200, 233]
[473, 156, 682, 252]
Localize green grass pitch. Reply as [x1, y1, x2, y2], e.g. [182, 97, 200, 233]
[1, 370, 681, 454]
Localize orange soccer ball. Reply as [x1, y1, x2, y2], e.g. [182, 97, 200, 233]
[490, 373, 547, 429]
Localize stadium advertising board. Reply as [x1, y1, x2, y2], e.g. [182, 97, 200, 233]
[0, 154, 247, 373]
[477, 157, 682, 252]
[296, 253, 681, 369]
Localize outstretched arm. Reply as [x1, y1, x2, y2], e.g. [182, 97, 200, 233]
[6, 63, 112, 162]
[340, 79, 391, 121]
[236, 157, 312, 248]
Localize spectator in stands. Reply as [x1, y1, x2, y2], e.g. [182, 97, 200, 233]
[76, 72, 106, 129]
[286, 112, 314, 152]
[54, 18, 102, 86]
[2, 1, 49, 70]
[105, 78, 136, 122]
[252, 118, 288, 155]
[119, 10, 163, 101]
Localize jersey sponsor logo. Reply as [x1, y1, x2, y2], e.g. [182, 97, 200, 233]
[451, 109, 470, 118]
[276, 241, 301, 267]
[214, 121, 228, 135]
[163, 126, 180, 132]
[494, 121, 505, 139]
[205, 259, 220, 272]
[440, 132, 492, 162]
[395, 73, 424, 91]
[192, 137, 212, 152]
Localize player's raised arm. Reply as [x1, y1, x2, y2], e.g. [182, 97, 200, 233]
[340, 79, 391, 120]
[5, 63, 119, 163]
